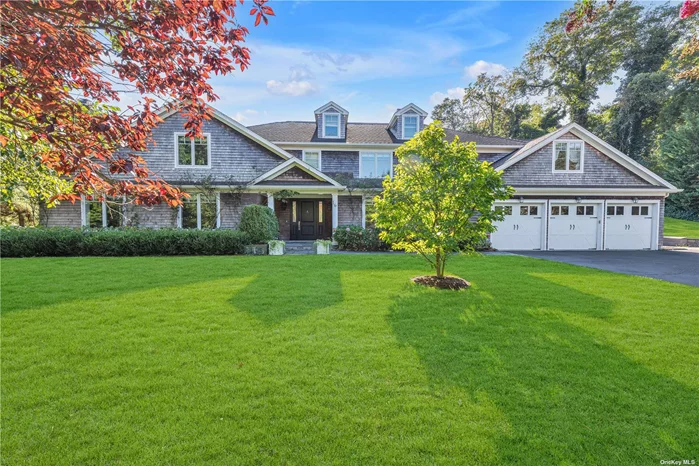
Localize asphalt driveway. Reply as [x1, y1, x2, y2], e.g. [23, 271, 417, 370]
[516, 249, 699, 287]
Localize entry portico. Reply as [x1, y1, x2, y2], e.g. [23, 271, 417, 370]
[250, 157, 344, 240]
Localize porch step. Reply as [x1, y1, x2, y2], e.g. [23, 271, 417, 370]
[284, 241, 316, 255]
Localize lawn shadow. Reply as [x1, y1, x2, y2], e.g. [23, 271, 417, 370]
[228, 261, 344, 325]
[388, 270, 699, 464]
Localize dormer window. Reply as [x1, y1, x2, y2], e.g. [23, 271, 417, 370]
[402, 115, 418, 139]
[323, 113, 340, 138]
[553, 140, 584, 172]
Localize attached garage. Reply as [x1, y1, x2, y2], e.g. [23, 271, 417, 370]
[604, 202, 657, 250]
[490, 201, 546, 250]
[548, 201, 602, 250]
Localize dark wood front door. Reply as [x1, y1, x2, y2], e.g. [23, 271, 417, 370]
[298, 200, 317, 240]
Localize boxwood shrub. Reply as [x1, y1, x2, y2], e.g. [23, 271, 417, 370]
[238, 205, 279, 243]
[0, 227, 250, 257]
[333, 225, 389, 251]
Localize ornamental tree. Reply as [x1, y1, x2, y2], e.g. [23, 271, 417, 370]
[0, 0, 274, 207]
[373, 123, 513, 279]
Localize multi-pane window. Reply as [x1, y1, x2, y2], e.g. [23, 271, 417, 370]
[360, 152, 392, 178]
[402, 115, 418, 139]
[323, 114, 339, 138]
[83, 197, 121, 228]
[631, 206, 649, 216]
[179, 193, 219, 229]
[495, 205, 513, 215]
[520, 205, 538, 216]
[575, 206, 595, 216]
[176, 133, 210, 167]
[553, 141, 583, 172]
[607, 205, 625, 216]
[303, 151, 321, 170]
[551, 205, 570, 215]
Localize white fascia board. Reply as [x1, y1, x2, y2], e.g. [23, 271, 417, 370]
[314, 101, 349, 115]
[511, 186, 679, 196]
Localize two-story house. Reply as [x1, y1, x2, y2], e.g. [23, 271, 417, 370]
[41, 101, 680, 250]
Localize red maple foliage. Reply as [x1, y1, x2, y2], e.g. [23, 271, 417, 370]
[566, 0, 697, 32]
[0, 0, 274, 206]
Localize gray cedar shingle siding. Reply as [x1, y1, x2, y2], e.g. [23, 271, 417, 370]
[322, 151, 359, 178]
[338, 196, 363, 226]
[124, 112, 286, 185]
[220, 193, 264, 229]
[501, 135, 653, 187]
[40, 202, 82, 227]
[126, 204, 177, 228]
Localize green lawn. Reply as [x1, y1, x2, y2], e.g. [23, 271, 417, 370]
[2, 255, 698, 465]
[665, 217, 699, 238]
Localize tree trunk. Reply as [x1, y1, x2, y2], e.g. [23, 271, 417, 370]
[435, 250, 443, 278]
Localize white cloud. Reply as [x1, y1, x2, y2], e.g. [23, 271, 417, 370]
[465, 60, 507, 79]
[232, 109, 259, 123]
[266, 79, 318, 97]
[429, 87, 466, 106]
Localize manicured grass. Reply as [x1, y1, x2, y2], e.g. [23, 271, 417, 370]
[665, 217, 699, 238]
[2, 255, 698, 465]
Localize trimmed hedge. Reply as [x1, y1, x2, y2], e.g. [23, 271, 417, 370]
[0, 228, 250, 257]
[333, 225, 389, 251]
[239, 205, 279, 243]
[665, 205, 699, 222]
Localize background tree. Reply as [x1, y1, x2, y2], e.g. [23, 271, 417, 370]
[431, 74, 564, 138]
[0, 0, 274, 207]
[517, 1, 641, 126]
[373, 123, 512, 280]
[656, 112, 699, 218]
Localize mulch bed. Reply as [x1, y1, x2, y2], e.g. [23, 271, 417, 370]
[411, 275, 471, 290]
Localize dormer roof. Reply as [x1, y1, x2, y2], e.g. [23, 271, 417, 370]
[314, 101, 349, 115]
[387, 103, 427, 128]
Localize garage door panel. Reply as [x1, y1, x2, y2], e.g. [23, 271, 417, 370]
[549, 203, 600, 250]
[491, 203, 544, 251]
[605, 204, 654, 250]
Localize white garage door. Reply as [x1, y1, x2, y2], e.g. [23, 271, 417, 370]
[491, 203, 544, 250]
[549, 203, 601, 250]
[605, 204, 654, 250]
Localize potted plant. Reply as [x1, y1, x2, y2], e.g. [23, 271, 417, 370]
[268, 240, 285, 255]
[314, 239, 332, 255]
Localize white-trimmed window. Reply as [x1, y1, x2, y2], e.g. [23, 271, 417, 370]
[82, 197, 122, 228]
[360, 152, 392, 178]
[178, 193, 220, 229]
[402, 115, 419, 139]
[302, 150, 321, 170]
[175, 133, 211, 167]
[553, 140, 584, 172]
[362, 197, 376, 228]
[323, 113, 340, 138]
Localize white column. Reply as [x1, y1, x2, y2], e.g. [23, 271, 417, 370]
[332, 193, 339, 233]
[267, 192, 275, 211]
[361, 195, 366, 229]
[80, 195, 87, 227]
[216, 192, 221, 229]
[196, 194, 201, 230]
[101, 199, 107, 227]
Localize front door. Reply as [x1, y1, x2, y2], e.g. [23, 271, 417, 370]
[298, 200, 317, 240]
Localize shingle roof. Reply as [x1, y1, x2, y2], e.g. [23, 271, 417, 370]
[247, 121, 528, 146]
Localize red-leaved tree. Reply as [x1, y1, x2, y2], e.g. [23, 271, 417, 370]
[0, 0, 274, 206]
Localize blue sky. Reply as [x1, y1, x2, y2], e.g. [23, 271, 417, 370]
[202, 1, 583, 124]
